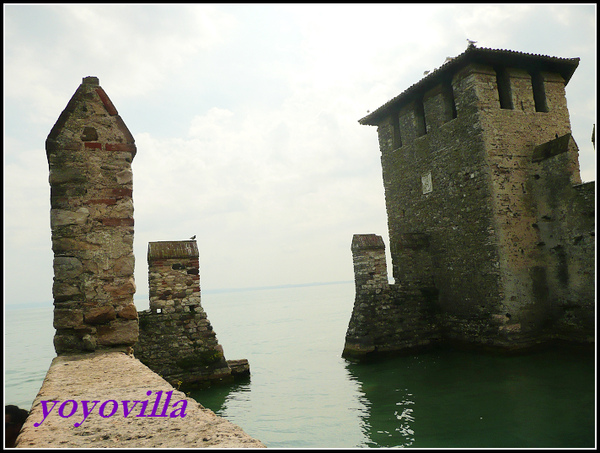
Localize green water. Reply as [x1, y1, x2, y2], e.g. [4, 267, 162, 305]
[190, 283, 596, 448]
[345, 347, 595, 448]
[4, 283, 596, 448]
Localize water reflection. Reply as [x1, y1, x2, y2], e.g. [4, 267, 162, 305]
[344, 346, 595, 448]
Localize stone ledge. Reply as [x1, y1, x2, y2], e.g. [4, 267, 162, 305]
[15, 351, 264, 448]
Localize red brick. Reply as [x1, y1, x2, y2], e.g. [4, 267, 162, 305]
[95, 87, 118, 116]
[105, 143, 136, 152]
[84, 142, 102, 149]
[109, 188, 133, 198]
[101, 218, 134, 227]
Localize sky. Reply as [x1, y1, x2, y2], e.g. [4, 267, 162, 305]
[3, 4, 597, 310]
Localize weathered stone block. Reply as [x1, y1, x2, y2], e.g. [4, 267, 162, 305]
[96, 319, 139, 346]
[117, 304, 138, 320]
[54, 309, 84, 329]
[53, 256, 84, 280]
[51, 208, 90, 227]
[84, 306, 117, 324]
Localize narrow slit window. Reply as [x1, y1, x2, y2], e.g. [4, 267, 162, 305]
[444, 83, 458, 121]
[495, 67, 513, 110]
[531, 72, 548, 112]
[391, 113, 402, 149]
[415, 99, 427, 136]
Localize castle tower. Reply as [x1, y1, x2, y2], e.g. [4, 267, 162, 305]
[346, 47, 594, 356]
[46, 76, 138, 354]
[136, 240, 248, 388]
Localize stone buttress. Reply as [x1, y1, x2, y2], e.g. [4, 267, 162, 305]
[46, 76, 138, 354]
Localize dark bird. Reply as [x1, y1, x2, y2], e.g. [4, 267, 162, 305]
[190, 235, 196, 240]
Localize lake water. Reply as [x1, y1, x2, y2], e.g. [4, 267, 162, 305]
[4, 282, 596, 448]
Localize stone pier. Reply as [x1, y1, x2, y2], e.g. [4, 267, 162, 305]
[15, 352, 264, 448]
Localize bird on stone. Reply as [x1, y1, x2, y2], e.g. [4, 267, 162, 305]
[190, 235, 196, 240]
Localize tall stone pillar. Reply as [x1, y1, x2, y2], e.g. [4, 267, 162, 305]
[46, 76, 138, 354]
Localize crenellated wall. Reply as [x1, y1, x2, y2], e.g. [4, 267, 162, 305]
[46, 76, 138, 354]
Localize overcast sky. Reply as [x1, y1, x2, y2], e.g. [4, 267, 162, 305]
[4, 4, 596, 309]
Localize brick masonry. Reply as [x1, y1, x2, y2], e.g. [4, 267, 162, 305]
[46, 76, 138, 354]
[344, 47, 595, 359]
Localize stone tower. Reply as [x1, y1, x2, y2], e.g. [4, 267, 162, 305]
[136, 240, 248, 388]
[344, 47, 595, 359]
[46, 76, 138, 354]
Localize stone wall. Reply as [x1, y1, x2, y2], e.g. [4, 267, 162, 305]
[135, 240, 248, 388]
[46, 76, 138, 354]
[346, 48, 595, 358]
[529, 140, 595, 341]
[343, 235, 439, 360]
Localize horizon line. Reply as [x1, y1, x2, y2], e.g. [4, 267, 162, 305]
[4, 280, 355, 310]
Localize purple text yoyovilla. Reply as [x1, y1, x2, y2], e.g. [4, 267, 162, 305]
[34, 390, 188, 427]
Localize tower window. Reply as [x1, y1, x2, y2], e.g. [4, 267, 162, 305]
[443, 83, 458, 121]
[495, 67, 513, 110]
[531, 72, 548, 112]
[414, 99, 427, 136]
[391, 113, 402, 149]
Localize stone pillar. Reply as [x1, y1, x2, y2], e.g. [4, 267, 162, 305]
[136, 240, 246, 388]
[342, 234, 389, 359]
[46, 76, 138, 354]
[351, 234, 389, 292]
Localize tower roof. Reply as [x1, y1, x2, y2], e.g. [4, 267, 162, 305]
[359, 47, 580, 126]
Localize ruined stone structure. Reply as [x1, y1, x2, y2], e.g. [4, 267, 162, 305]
[46, 76, 138, 354]
[30, 76, 262, 448]
[344, 47, 595, 359]
[136, 240, 249, 388]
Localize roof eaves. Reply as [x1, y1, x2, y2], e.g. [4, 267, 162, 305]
[359, 47, 580, 126]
